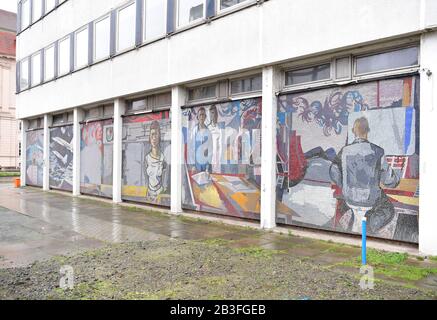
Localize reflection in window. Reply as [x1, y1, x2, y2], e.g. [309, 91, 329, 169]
[178, 0, 204, 27]
[58, 37, 71, 76]
[285, 64, 331, 86]
[95, 16, 110, 60]
[188, 84, 216, 101]
[21, 0, 30, 29]
[75, 27, 89, 69]
[355, 47, 419, 75]
[220, 0, 248, 10]
[31, 53, 41, 87]
[44, 45, 55, 81]
[117, 3, 136, 52]
[20, 59, 29, 90]
[231, 74, 262, 95]
[145, 0, 167, 41]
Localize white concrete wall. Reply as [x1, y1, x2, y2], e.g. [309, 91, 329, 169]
[419, 30, 437, 256]
[16, 0, 437, 119]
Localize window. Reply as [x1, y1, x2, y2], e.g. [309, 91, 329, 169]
[144, 0, 167, 41]
[44, 45, 55, 81]
[45, 0, 56, 12]
[220, 0, 248, 10]
[75, 27, 89, 69]
[20, 58, 29, 90]
[52, 114, 66, 125]
[355, 46, 419, 75]
[178, 0, 205, 27]
[335, 57, 351, 80]
[285, 63, 331, 86]
[94, 15, 110, 61]
[127, 92, 171, 113]
[32, 0, 43, 23]
[117, 2, 136, 52]
[188, 84, 216, 101]
[129, 99, 147, 112]
[58, 36, 71, 76]
[231, 74, 262, 95]
[21, 0, 30, 29]
[31, 52, 41, 87]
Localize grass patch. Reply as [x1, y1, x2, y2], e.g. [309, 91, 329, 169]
[366, 249, 408, 265]
[49, 280, 117, 300]
[339, 249, 437, 282]
[0, 172, 19, 177]
[124, 289, 179, 300]
[234, 246, 285, 259]
[429, 256, 437, 262]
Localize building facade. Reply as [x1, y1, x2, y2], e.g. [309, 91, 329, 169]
[0, 9, 19, 169]
[15, 0, 437, 254]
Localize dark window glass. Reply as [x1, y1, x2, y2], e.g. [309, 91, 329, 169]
[356, 47, 419, 75]
[285, 64, 331, 86]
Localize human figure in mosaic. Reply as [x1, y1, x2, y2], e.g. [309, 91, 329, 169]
[329, 117, 401, 233]
[144, 121, 167, 202]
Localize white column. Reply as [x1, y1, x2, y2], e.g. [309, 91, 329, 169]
[72, 108, 84, 196]
[43, 114, 52, 191]
[419, 31, 437, 256]
[20, 120, 28, 187]
[113, 99, 126, 203]
[260, 66, 280, 229]
[170, 86, 186, 214]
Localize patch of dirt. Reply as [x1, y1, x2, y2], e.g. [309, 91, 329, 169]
[0, 239, 435, 300]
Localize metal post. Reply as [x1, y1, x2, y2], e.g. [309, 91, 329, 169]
[362, 217, 367, 265]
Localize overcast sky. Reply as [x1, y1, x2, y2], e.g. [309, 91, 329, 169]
[0, 0, 17, 13]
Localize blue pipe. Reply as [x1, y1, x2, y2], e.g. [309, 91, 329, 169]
[362, 217, 367, 265]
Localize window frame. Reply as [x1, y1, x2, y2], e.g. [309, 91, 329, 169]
[31, 0, 44, 24]
[143, 0, 168, 43]
[57, 35, 71, 77]
[93, 14, 111, 62]
[176, 0, 207, 29]
[116, 1, 137, 53]
[21, 0, 31, 31]
[284, 61, 334, 89]
[280, 43, 421, 94]
[18, 0, 69, 34]
[229, 73, 263, 98]
[74, 25, 89, 70]
[187, 82, 218, 104]
[30, 51, 42, 87]
[353, 45, 420, 78]
[19, 57, 30, 91]
[333, 55, 352, 81]
[44, 43, 56, 82]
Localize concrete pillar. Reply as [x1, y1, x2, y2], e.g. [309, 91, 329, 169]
[20, 120, 29, 187]
[113, 98, 126, 203]
[170, 86, 186, 214]
[419, 31, 437, 256]
[43, 114, 53, 191]
[72, 108, 85, 196]
[260, 66, 280, 229]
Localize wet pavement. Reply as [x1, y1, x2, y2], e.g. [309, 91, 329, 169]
[0, 183, 437, 297]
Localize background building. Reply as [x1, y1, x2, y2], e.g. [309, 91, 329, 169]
[0, 9, 19, 169]
[15, 0, 437, 255]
